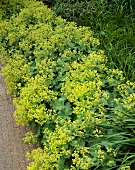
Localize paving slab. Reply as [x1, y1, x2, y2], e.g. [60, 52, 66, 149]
[0, 63, 36, 170]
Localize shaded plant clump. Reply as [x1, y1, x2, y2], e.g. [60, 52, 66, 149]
[42, 0, 135, 82]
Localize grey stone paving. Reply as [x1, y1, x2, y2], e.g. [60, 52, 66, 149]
[0, 63, 35, 170]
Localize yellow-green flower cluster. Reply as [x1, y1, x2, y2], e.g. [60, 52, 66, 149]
[1, 0, 135, 169]
[13, 74, 57, 126]
[0, 0, 100, 95]
[61, 51, 106, 120]
[0, 0, 28, 20]
[120, 166, 131, 170]
[61, 49, 135, 169]
[23, 131, 37, 145]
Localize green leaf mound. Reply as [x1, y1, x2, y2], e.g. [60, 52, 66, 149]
[0, 1, 135, 169]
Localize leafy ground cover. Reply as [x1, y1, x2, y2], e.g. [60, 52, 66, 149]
[0, 0, 135, 169]
[43, 0, 135, 82]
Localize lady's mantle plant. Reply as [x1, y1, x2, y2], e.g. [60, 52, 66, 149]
[0, 1, 135, 169]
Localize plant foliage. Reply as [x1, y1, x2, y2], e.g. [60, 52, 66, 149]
[45, 0, 135, 82]
[0, 1, 135, 170]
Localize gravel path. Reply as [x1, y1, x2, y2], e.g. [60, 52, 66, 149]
[0, 63, 35, 170]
